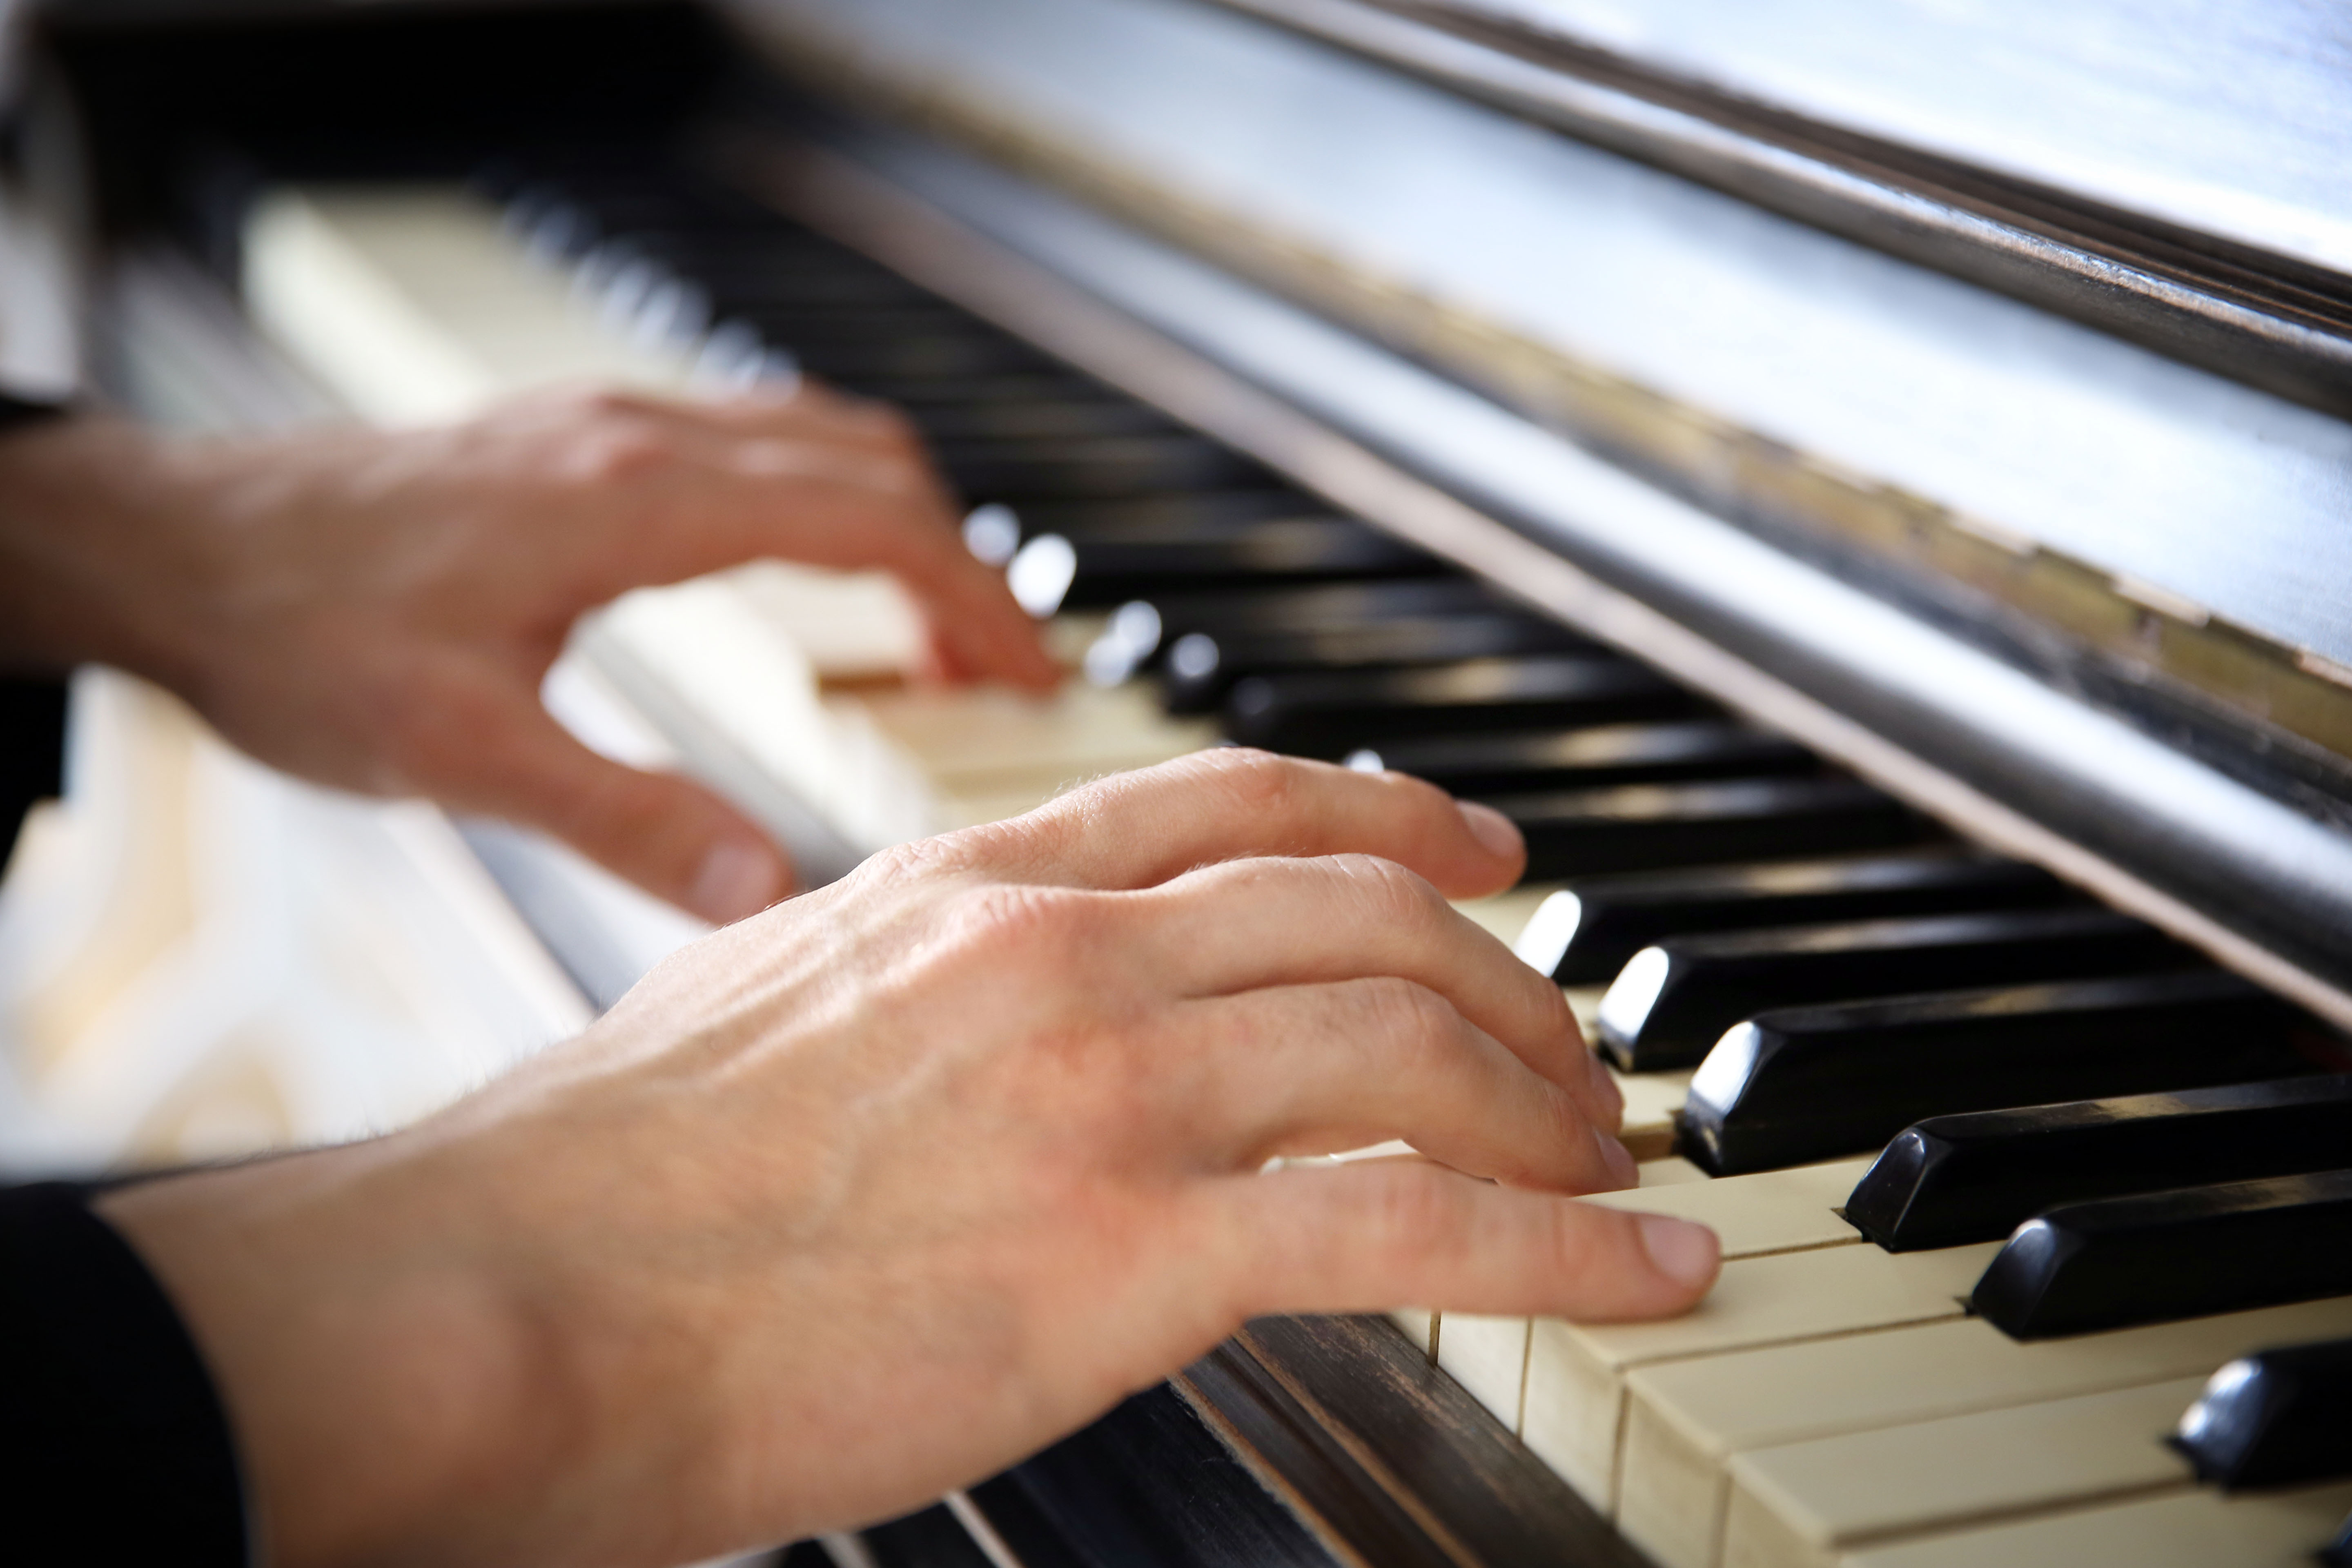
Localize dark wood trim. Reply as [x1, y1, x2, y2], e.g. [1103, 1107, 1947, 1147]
[1180, 1318, 1655, 1568]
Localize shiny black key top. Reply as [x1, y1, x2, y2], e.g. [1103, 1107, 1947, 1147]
[1160, 614, 1595, 712]
[1359, 721, 1815, 806]
[1849, 1072, 2352, 1250]
[1599, 906, 2192, 1072]
[1493, 777, 1936, 884]
[935, 434, 1265, 502]
[1223, 655, 1702, 757]
[1675, 971, 2307, 1173]
[1971, 1170, 2352, 1339]
[1518, 849, 2065, 983]
[2173, 1335, 2352, 1490]
[1010, 519, 1442, 613]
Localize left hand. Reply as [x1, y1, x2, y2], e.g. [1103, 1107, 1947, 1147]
[0, 385, 1060, 920]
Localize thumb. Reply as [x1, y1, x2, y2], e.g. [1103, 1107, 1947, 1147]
[437, 690, 793, 926]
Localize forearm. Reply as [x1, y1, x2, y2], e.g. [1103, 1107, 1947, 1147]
[0, 414, 215, 682]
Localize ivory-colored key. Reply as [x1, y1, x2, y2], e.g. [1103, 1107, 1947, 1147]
[1639, 1156, 1711, 1187]
[1437, 1159, 1864, 1440]
[1581, 1157, 1868, 1257]
[1614, 1065, 1691, 1161]
[1836, 1478, 2352, 1568]
[1617, 1293, 2352, 1568]
[1522, 1241, 2000, 1505]
[1722, 1376, 2207, 1568]
[1438, 1315, 1532, 1430]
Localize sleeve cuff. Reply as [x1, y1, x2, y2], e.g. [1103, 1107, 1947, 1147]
[0, 1181, 252, 1564]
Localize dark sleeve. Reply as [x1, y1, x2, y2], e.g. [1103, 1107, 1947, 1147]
[0, 392, 73, 865]
[0, 1182, 251, 1564]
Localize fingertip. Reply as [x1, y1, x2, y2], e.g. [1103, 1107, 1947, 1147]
[1456, 800, 1524, 865]
[1591, 1125, 1639, 1190]
[1636, 1213, 1722, 1295]
[687, 837, 792, 924]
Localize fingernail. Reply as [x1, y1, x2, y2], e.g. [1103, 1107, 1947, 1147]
[688, 841, 787, 924]
[1592, 1124, 1638, 1188]
[1638, 1214, 1722, 1290]
[1457, 800, 1523, 860]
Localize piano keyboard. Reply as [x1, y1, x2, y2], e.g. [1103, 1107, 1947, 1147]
[234, 152, 2352, 1568]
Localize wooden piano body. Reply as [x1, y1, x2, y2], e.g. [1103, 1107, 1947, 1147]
[17, 0, 2352, 1563]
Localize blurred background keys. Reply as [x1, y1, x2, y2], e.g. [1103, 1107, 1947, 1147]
[1514, 847, 2069, 983]
[1488, 776, 1936, 884]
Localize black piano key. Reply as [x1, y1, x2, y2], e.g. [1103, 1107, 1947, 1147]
[2331, 1515, 2352, 1568]
[1159, 613, 1596, 713]
[1970, 1170, 2352, 1339]
[1357, 721, 1815, 805]
[1084, 578, 1505, 685]
[1675, 971, 2311, 1174]
[747, 328, 1058, 383]
[1492, 776, 1937, 884]
[1143, 577, 1508, 642]
[1848, 1073, 2352, 1251]
[1519, 849, 2071, 984]
[1011, 520, 1443, 613]
[1599, 906, 2195, 1072]
[1223, 655, 1705, 757]
[1009, 491, 1325, 540]
[909, 399, 1185, 441]
[932, 434, 1267, 501]
[2173, 1336, 2352, 1490]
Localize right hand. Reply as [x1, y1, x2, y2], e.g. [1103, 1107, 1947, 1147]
[103, 750, 1719, 1568]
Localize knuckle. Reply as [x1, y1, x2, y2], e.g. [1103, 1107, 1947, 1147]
[948, 882, 1096, 967]
[1360, 976, 1456, 1052]
[1200, 747, 1304, 815]
[1332, 852, 1442, 926]
[1363, 1169, 1470, 1264]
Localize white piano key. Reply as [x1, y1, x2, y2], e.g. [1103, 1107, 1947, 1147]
[1436, 1158, 1865, 1443]
[1722, 1375, 2208, 1568]
[1523, 1242, 2000, 1506]
[1437, 1314, 1531, 1432]
[1618, 1294, 2352, 1568]
[1580, 1156, 1869, 1259]
[1613, 1063, 1692, 1162]
[1835, 1479, 2352, 1568]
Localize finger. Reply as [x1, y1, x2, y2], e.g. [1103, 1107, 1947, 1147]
[1136, 855, 1589, 1098]
[621, 437, 1062, 695]
[398, 670, 791, 924]
[1168, 981, 1633, 1192]
[951, 749, 1526, 899]
[1213, 1160, 1719, 1321]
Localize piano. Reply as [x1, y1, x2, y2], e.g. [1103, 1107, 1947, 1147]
[27, 0, 2352, 1563]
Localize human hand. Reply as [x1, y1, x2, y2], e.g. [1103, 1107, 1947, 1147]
[0, 388, 1058, 921]
[101, 751, 1719, 1568]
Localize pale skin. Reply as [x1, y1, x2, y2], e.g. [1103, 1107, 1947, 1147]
[0, 387, 1722, 1567]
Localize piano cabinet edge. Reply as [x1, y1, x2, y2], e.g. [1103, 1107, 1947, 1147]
[1174, 1314, 1659, 1568]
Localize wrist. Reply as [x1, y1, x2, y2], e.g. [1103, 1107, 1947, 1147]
[0, 417, 245, 690]
[97, 1140, 572, 1567]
